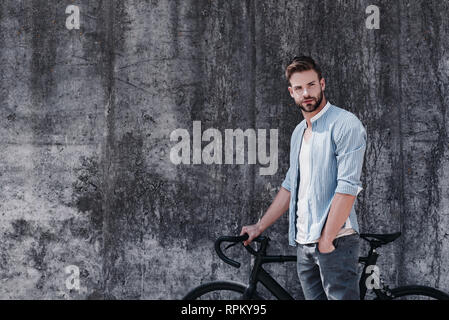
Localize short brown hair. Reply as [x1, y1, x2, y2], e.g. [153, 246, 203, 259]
[285, 56, 322, 85]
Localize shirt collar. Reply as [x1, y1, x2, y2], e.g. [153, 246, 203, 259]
[311, 101, 331, 123]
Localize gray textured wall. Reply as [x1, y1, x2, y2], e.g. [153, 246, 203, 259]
[0, 0, 448, 299]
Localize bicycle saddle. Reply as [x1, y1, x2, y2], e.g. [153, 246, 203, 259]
[360, 232, 401, 245]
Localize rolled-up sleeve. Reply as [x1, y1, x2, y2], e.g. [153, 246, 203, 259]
[281, 165, 293, 192]
[334, 119, 367, 196]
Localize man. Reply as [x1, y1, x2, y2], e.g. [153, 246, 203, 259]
[240, 56, 367, 300]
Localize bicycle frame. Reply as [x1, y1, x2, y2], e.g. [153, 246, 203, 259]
[241, 237, 385, 300]
[243, 253, 297, 300]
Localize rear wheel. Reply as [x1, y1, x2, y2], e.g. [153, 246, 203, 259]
[183, 281, 264, 300]
[388, 286, 449, 300]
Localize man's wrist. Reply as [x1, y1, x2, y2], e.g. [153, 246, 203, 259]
[255, 221, 264, 234]
[320, 233, 336, 244]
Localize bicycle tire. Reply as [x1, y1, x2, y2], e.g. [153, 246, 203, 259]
[387, 285, 449, 300]
[183, 281, 264, 300]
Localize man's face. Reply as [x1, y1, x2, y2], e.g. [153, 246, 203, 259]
[288, 70, 325, 113]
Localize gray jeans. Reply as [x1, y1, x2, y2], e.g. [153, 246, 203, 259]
[296, 233, 360, 300]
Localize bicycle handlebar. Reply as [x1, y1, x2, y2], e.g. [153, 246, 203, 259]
[214, 234, 267, 268]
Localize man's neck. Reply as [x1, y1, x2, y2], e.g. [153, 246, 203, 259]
[302, 98, 327, 128]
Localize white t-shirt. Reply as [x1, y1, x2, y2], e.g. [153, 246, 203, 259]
[295, 132, 356, 244]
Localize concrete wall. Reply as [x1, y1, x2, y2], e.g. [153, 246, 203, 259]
[0, 0, 448, 299]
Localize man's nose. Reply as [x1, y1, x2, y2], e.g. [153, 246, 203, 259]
[302, 88, 309, 97]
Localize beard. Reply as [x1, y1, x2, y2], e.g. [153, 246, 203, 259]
[296, 89, 324, 113]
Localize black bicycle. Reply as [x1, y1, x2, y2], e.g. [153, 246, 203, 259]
[183, 232, 449, 300]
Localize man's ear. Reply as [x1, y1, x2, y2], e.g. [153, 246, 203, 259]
[320, 78, 326, 91]
[288, 86, 294, 98]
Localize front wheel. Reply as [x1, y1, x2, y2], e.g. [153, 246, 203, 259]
[387, 285, 449, 300]
[183, 281, 264, 300]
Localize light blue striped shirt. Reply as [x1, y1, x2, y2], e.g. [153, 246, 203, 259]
[281, 102, 367, 246]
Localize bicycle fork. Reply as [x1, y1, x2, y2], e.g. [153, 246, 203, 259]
[241, 249, 264, 299]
